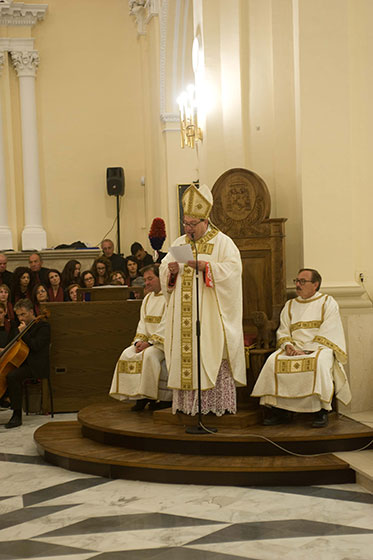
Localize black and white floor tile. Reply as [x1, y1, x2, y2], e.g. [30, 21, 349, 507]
[0, 411, 372, 560]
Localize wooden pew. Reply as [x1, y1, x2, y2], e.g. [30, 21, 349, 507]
[44, 300, 141, 412]
[77, 286, 144, 301]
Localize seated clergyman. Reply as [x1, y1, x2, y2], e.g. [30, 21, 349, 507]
[251, 268, 351, 428]
[109, 264, 171, 411]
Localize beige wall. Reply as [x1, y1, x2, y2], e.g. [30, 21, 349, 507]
[4, 0, 147, 255]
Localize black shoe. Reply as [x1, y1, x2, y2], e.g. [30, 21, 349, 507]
[5, 412, 22, 429]
[131, 399, 150, 411]
[149, 401, 172, 411]
[312, 409, 328, 428]
[263, 408, 293, 426]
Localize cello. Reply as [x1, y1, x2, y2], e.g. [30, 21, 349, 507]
[0, 309, 49, 399]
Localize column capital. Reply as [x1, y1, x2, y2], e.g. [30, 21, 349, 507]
[129, 0, 159, 36]
[10, 49, 39, 77]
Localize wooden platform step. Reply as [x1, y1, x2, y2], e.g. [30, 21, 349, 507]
[34, 421, 355, 486]
[77, 402, 373, 456]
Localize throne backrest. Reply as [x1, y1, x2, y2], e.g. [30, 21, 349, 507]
[211, 168, 287, 335]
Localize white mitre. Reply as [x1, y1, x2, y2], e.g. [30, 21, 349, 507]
[182, 183, 213, 219]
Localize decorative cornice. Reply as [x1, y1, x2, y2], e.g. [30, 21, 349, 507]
[129, 0, 159, 36]
[0, 1, 48, 26]
[10, 49, 39, 77]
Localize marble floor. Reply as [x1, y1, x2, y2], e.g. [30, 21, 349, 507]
[0, 409, 372, 560]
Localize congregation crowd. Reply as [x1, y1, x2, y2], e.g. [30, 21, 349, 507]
[0, 239, 156, 326]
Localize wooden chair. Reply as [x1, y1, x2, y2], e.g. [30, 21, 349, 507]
[24, 376, 54, 417]
[24, 343, 54, 417]
[211, 168, 287, 404]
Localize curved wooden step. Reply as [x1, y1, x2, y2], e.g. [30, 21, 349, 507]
[34, 421, 354, 486]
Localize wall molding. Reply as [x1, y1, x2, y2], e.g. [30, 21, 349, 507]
[0, 37, 35, 52]
[0, 1, 47, 26]
[159, 0, 180, 124]
[287, 284, 372, 309]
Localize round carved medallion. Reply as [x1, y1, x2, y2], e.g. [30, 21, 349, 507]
[211, 168, 271, 237]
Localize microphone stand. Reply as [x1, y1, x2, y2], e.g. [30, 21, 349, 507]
[186, 233, 217, 435]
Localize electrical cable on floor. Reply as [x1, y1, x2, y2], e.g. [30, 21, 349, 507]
[182, 414, 373, 457]
[185, 429, 373, 457]
[235, 433, 373, 458]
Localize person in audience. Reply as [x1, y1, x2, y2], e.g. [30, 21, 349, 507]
[28, 253, 49, 286]
[0, 284, 14, 320]
[2, 298, 50, 428]
[110, 270, 127, 285]
[109, 264, 171, 411]
[0, 253, 13, 288]
[32, 284, 49, 315]
[67, 283, 80, 301]
[91, 257, 112, 286]
[124, 256, 145, 288]
[80, 270, 96, 289]
[47, 269, 65, 302]
[61, 260, 81, 289]
[11, 267, 32, 304]
[101, 239, 126, 273]
[0, 301, 17, 351]
[251, 268, 352, 428]
[130, 242, 153, 269]
[79, 270, 96, 301]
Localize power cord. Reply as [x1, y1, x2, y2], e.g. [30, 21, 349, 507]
[183, 414, 373, 457]
[96, 197, 122, 248]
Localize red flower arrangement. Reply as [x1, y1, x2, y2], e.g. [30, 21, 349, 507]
[148, 218, 166, 251]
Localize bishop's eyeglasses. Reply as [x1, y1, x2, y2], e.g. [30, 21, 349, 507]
[182, 219, 203, 229]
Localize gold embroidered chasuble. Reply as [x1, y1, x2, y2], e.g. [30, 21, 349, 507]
[160, 225, 246, 391]
[109, 291, 169, 400]
[251, 293, 351, 412]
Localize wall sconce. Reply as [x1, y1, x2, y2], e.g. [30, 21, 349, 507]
[177, 84, 203, 149]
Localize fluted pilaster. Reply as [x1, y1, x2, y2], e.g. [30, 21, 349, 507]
[10, 48, 46, 250]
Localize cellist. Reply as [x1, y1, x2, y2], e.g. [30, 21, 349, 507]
[2, 299, 50, 429]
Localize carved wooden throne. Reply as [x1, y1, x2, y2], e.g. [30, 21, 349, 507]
[211, 168, 287, 403]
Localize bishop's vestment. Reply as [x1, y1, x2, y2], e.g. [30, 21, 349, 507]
[251, 292, 351, 412]
[160, 224, 246, 415]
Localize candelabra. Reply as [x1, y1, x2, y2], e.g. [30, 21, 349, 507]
[177, 84, 203, 149]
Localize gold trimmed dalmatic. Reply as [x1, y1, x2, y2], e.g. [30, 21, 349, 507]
[159, 226, 246, 393]
[251, 293, 351, 412]
[109, 291, 171, 401]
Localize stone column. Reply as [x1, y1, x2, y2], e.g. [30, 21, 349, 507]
[10, 49, 47, 250]
[0, 51, 13, 250]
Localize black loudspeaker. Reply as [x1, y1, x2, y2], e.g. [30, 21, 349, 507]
[106, 167, 125, 196]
